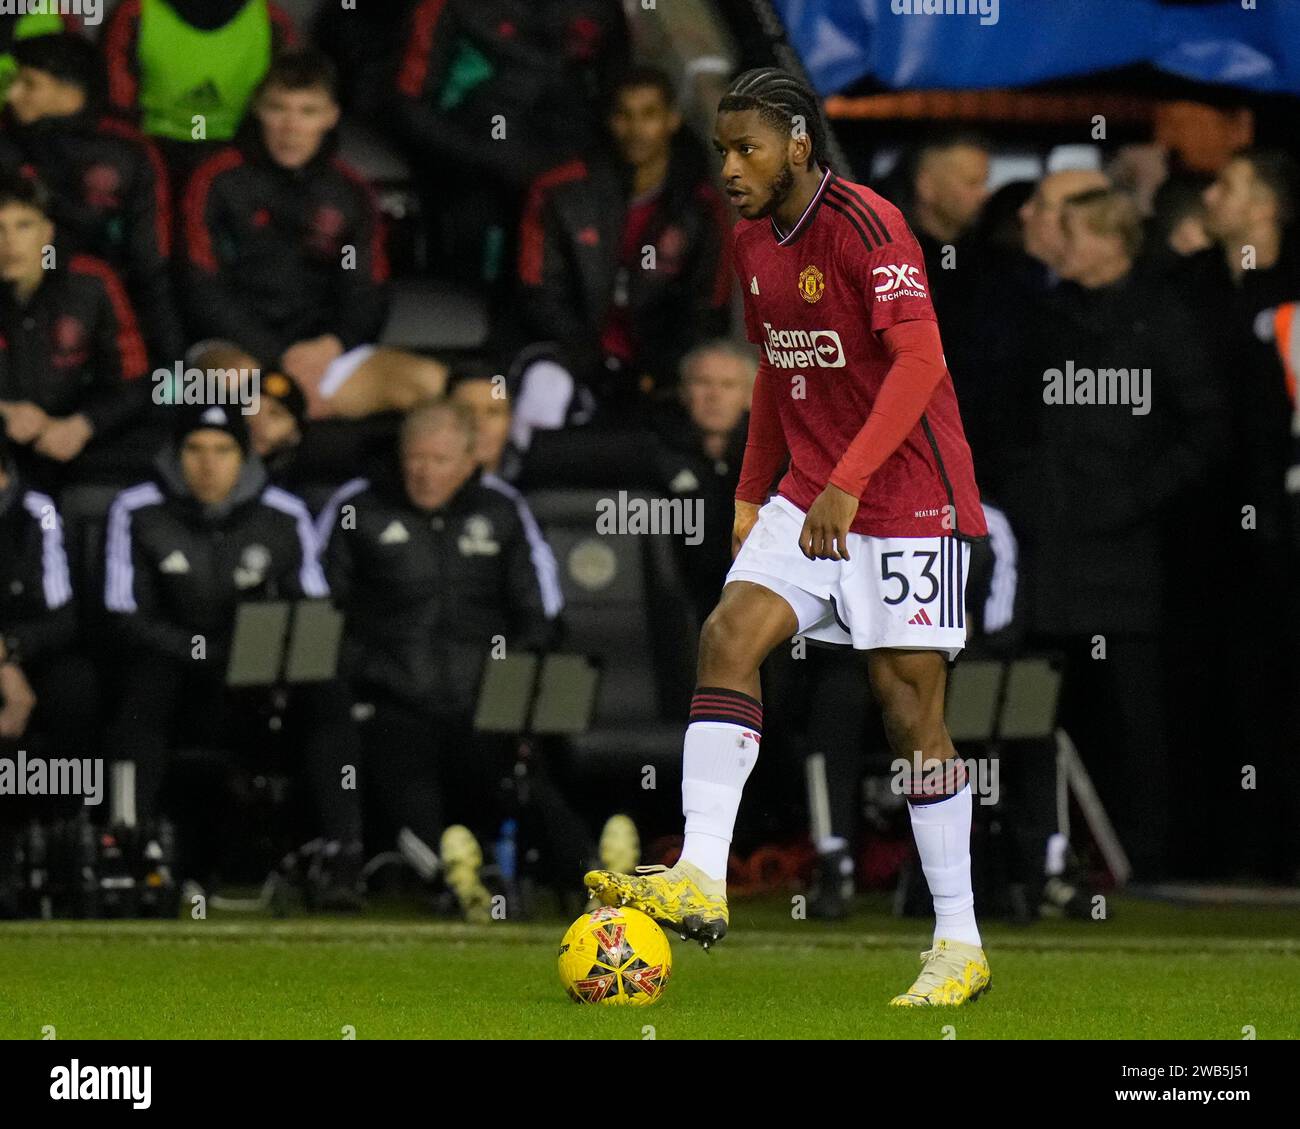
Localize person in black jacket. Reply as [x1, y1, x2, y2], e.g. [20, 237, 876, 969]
[647, 339, 753, 629]
[0, 172, 149, 493]
[318, 399, 593, 918]
[391, 0, 628, 287]
[516, 66, 732, 423]
[102, 403, 362, 899]
[0, 33, 182, 365]
[181, 50, 446, 421]
[0, 432, 92, 751]
[1002, 186, 1227, 880]
[1197, 149, 1300, 879]
[0, 433, 99, 915]
[900, 131, 990, 334]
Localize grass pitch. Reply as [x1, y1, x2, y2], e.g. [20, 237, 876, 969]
[2, 895, 1296, 1039]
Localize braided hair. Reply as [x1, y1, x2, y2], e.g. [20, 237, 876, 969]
[718, 67, 826, 172]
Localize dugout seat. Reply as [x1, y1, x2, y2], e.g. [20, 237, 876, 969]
[380, 277, 490, 353]
[524, 488, 697, 776]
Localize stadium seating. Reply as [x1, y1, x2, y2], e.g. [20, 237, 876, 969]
[524, 488, 696, 776]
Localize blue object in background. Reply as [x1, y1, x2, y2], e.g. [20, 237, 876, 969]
[773, 0, 1300, 96]
[496, 818, 518, 882]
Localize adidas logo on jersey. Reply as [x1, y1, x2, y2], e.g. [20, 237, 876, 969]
[750, 275, 760, 295]
[379, 520, 409, 544]
[907, 608, 933, 626]
[159, 550, 190, 574]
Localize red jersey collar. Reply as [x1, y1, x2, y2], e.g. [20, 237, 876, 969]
[770, 164, 832, 247]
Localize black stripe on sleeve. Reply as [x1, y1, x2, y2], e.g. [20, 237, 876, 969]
[824, 199, 879, 253]
[827, 182, 893, 246]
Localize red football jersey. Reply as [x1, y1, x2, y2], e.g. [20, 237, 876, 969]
[734, 167, 987, 540]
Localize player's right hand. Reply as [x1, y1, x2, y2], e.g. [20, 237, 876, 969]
[799, 483, 859, 561]
[732, 500, 760, 558]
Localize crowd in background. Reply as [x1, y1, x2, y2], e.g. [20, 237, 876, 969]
[0, 1, 1296, 920]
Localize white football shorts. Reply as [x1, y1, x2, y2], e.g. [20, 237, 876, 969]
[726, 494, 970, 660]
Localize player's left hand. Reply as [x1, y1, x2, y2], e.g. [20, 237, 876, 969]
[799, 484, 860, 561]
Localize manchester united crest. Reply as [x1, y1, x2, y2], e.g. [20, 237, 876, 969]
[798, 264, 825, 304]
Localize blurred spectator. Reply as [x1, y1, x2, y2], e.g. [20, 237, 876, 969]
[103, 403, 360, 900]
[0, 173, 149, 493]
[182, 50, 447, 419]
[0, 9, 74, 102]
[1255, 296, 1300, 877]
[649, 339, 754, 627]
[900, 132, 990, 356]
[189, 341, 399, 517]
[448, 360, 517, 479]
[516, 65, 731, 428]
[897, 133, 991, 495]
[319, 400, 589, 918]
[968, 178, 1034, 255]
[312, 0, 415, 122]
[1200, 148, 1300, 878]
[950, 168, 1112, 494]
[1151, 173, 1213, 258]
[1199, 149, 1298, 567]
[1107, 142, 1170, 217]
[1002, 186, 1227, 879]
[391, 0, 629, 286]
[0, 431, 93, 750]
[0, 431, 98, 918]
[103, 0, 297, 178]
[248, 368, 307, 480]
[907, 133, 990, 258]
[0, 33, 182, 364]
[1018, 168, 1111, 281]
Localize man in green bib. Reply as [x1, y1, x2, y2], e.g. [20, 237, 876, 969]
[103, 0, 297, 178]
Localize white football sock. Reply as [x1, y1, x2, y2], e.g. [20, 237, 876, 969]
[680, 721, 760, 882]
[907, 783, 982, 948]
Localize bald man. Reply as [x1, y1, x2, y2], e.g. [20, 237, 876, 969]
[912, 138, 991, 247]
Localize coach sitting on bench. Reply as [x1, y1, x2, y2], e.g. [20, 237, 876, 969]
[318, 399, 593, 920]
[102, 403, 363, 902]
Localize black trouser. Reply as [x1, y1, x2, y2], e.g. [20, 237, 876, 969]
[357, 691, 595, 886]
[762, 645, 873, 849]
[989, 734, 1061, 892]
[11, 650, 101, 764]
[1031, 633, 1170, 880]
[106, 654, 362, 844]
[0, 651, 102, 896]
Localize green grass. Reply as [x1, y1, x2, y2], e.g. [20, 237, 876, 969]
[2, 895, 1297, 1039]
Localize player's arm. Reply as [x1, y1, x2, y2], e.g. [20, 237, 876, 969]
[731, 235, 787, 556]
[733, 356, 787, 555]
[800, 319, 947, 561]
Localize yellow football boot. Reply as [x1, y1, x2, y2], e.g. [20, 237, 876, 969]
[584, 860, 728, 947]
[889, 939, 992, 1006]
[598, 814, 641, 874]
[440, 824, 492, 924]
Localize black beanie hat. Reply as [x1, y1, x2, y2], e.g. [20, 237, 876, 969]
[173, 403, 251, 454]
[12, 34, 105, 103]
